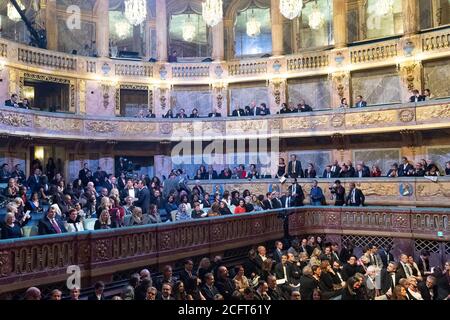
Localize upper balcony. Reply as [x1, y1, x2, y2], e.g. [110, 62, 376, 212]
[1, 98, 450, 141]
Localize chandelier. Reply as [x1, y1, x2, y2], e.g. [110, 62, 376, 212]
[124, 0, 147, 26]
[246, 12, 261, 38]
[202, 0, 223, 27]
[182, 15, 196, 42]
[279, 0, 303, 20]
[113, 20, 132, 40]
[308, 3, 325, 30]
[375, 0, 394, 16]
[7, 0, 25, 22]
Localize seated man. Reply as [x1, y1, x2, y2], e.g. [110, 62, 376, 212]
[38, 206, 68, 235]
[298, 100, 313, 112]
[146, 109, 156, 118]
[410, 89, 425, 103]
[279, 103, 290, 114]
[259, 103, 270, 115]
[176, 108, 188, 118]
[189, 108, 200, 118]
[208, 108, 221, 117]
[354, 95, 367, 108]
[5, 94, 20, 108]
[231, 106, 245, 117]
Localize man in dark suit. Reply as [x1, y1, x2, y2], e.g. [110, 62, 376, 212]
[262, 192, 275, 210]
[11, 164, 26, 184]
[417, 249, 432, 276]
[299, 266, 319, 300]
[267, 275, 284, 300]
[93, 167, 107, 189]
[330, 160, 341, 178]
[179, 259, 196, 284]
[231, 106, 245, 117]
[287, 154, 303, 178]
[38, 207, 68, 235]
[176, 108, 188, 118]
[78, 163, 91, 186]
[134, 180, 150, 214]
[87, 282, 106, 300]
[208, 108, 222, 117]
[418, 276, 438, 300]
[396, 254, 414, 280]
[272, 241, 284, 264]
[201, 273, 220, 300]
[259, 103, 270, 115]
[354, 95, 367, 108]
[205, 165, 218, 180]
[27, 168, 43, 193]
[354, 163, 370, 178]
[343, 256, 365, 278]
[298, 100, 313, 112]
[398, 157, 414, 177]
[330, 180, 346, 206]
[380, 262, 398, 295]
[322, 165, 333, 178]
[189, 108, 200, 118]
[288, 179, 305, 206]
[410, 89, 425, 103]
[4, 93, 20, 108]
[346, 182, 365, 206]
[215, 266, 237, 300]
[280, 192, 296, 208]
[379, 245, 395, 268]
[253, 246, 268, 276]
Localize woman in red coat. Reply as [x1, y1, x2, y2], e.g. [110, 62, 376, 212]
[234, 199, 247, 214]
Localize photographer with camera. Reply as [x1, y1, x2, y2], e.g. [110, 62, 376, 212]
[329, 180, 346, 206]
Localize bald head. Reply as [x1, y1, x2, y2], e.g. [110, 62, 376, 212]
[24, 287, 41, 300]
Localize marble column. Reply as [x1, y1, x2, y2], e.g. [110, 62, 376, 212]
[271, 0, 284, 56]
[333, 0, 347, 48]
[95, 0, 110, 57]
[212, 21, 224, 61]
[156, 0, 168, 62]
[46, 0, 58, 51]
[402, 0, 419, 35]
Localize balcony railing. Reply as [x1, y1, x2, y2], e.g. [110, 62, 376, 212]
[350, 39, 399, 64]
[422, 28, 450, 52]
[17, 47, 77, 71]
[0, 207, 448, 294]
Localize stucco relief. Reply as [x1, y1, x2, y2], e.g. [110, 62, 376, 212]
[346, 112, 394, 127]
[417, 104, 450, 121]
[35, 116, 82, 132]
[417, 183, 450, 198]
[355, 183, 398, 197]
[85, 121, 118, 133]
[283, 116, 328, 130]
[0, 112, 31, 127]
[120, 122, 157, 134]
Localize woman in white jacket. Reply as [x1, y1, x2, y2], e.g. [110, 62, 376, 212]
[65, 208, 85, 233]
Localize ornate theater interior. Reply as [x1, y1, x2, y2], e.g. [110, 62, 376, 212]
[0, 0, 449, 302]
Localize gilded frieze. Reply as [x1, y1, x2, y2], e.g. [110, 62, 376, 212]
[35, 116, 82, 132]
[282, 116, 328, 130]
[85, 121, 118, 133]
[398, 109, 415, 123]
[346, 111, 394, 127]
[120, 122, 157, 134]
[416, 183, 450, 198]
[355, 183, 398, 197]
[173, 123, 194, 135]
[330, 114, 345, 128]
[226, 120, 268, 132]
[417, 104, 450, 121]
[0, 112, 31, 127]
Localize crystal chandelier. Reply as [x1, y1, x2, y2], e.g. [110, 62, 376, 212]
[308, 3, 325, 30]
[7, 0, 25, 22]
[124, 0, 147, 26]
[375, 0, 394, 16]
[182, 15, 196, 42]
[279, 0, 303, 20]
[202, 0, 223, 27]
[246, 12, 261, 38]
[113, 20, 132, 40]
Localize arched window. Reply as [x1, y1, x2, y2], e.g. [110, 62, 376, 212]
[169, 13, 210, 59]
[234, 6, 272, 58]
[296, 0, 333, 50]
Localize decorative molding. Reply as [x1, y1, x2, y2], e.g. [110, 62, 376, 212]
[85, 121, 117, 133]
[398, 109, 415, 122]
[0, 112, 31, 127]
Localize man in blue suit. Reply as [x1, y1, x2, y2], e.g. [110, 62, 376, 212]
[354, 95, 367, 108]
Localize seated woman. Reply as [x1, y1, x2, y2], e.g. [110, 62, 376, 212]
[4, 178, 19, 200]
[208, 202, 222, 217]
[193, 169, 203, 181]
[13, 198, 31, 226]
[176, 203, 192, 221]
[125, 207, 147, 226]
[246, 165, 260, 179]
[192, 202, 207, 219]
[233, 265, 250, 294]
[1, 212, 23, 239]
[165, 194, 178, 215]
[179, 194, 192, 212]
[276, 158, 286, 178]
[370, 165, 382, 177]
[219, 200, 232, 216]
[25, 192, 44, 216]
[251, 195, 264, 211]
[234, 199, 247, 214]
[425, 164, 440, 176]
[65, 208, 84, 233]
[305, 163, 317, 178]
[94, 209, 113, 230]
[148, 204, 162, 224]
